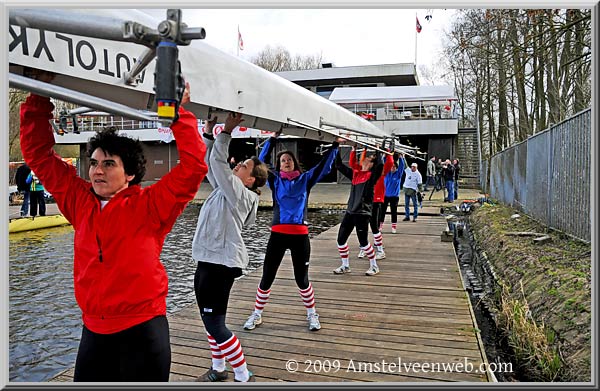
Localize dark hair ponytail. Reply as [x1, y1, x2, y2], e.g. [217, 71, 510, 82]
[248, 157, 268, 195]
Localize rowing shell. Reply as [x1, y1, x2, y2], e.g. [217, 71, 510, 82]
[9, 215, 71, 234]
[8, 8, 390, 144]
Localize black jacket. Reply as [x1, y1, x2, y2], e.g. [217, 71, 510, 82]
[336, 152, 384, 215]
[15, 164, 31, 192]
[442, 164, 456, 182]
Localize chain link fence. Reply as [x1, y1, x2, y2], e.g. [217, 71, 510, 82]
[481, 109, 591, 242]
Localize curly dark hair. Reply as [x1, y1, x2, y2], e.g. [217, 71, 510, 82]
[275, 150, 303, 173]
[86, 127, 146, 186]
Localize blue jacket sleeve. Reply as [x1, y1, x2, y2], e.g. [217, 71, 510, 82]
[395, 158, 405, 179]
[305, 142, 339, 189]
[259, 137, 276, 166]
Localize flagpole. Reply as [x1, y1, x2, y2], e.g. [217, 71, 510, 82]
[414, 13, 418, 66]
[237, 25, 239, 57]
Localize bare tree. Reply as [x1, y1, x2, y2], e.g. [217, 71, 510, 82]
[9, 89, 81, 161]
[251, 45, 322, 72]
[9, 88, 28, 161]
[444, 8, 591, 154]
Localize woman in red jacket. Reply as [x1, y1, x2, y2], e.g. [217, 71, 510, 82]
[19, 79, 207, 382]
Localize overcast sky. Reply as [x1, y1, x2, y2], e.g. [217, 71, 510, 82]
[144, 8, 454, 80]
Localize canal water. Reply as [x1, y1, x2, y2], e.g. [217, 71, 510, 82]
[8, 205, 344, 382]
[446, 205, 519, 382]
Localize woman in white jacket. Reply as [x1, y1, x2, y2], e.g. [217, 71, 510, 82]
[191, 112, 268, 382]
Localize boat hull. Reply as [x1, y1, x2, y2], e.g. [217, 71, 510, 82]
[9, 215, 71, 234]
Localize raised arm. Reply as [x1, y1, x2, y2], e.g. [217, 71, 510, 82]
[335, 150, 353, 180]
[258, 136, 276, 166]
[20, 94, 90, 226]
[349, 148, 361, 170]
[148, 110, 207, 230]
[396, 155, 406, 177]
[258, 136, 278, 186]
[201, 116, 219, 188]
[382, 153, 394, 176]
[305, 141, 339, 189]
[209, 113, 249, 209]
[371, 152, 385, 182]
[147, 83, 208, 231]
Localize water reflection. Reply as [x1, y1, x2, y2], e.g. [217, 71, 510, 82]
[9, 205, 342, 382]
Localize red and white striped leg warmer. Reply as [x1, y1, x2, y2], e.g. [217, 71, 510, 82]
[373, 232, 383, 248]
[206, 333, 226, 372]
[299, 283, 316, 315]
[361, 243, 376, 261]
[253, 286, 271, 315]
[337, 243, 350, 267]
[392, 222, 397, 230]
[218, 334, 249, 382]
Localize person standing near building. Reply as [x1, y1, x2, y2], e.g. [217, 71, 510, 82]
[334, 145, 385, 276]
[242, 134, 338, 333]
[403, 163, 423, 222]
[425, 155, 436, 192]
[192, 112, 268, 383]
[452, 158, 461, 200]
[435, 158, 444, 191]
[382, 155, 405, 233]
[442, 159, 456, 203]
[15, 163, 31, 217]
[20, 77, 207, 382]
[26, 170, 46, 217]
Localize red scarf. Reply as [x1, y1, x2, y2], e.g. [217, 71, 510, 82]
[280, 170, 301, 181]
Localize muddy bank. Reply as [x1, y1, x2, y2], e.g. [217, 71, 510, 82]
[469, 203, 591, 381]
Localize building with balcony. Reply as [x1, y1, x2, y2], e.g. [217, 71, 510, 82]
[277, 64, 480, 186]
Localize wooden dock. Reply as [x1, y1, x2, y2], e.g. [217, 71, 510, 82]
[53, 211, 490, 383]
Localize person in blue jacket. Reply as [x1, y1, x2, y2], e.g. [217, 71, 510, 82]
[243, 134, 339, 332]
[382, 153, 405, 233]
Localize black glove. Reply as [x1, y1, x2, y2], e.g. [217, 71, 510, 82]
[172, 61, 185, 123]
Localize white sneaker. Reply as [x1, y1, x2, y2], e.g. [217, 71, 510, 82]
[357, 249, 365, 258]
[391, 228, 397, 234]
[376, 250, 386, 260]
[365, 265, 380, 276]
[307, 313, 321, 331]
[243, 313, 262, 330]
[333, 265, 351, 274]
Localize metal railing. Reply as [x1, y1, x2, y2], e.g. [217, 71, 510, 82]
[483, 109, 591, 242]
[342, 103, 458, 121]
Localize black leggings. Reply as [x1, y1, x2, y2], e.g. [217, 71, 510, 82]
[194, 261, 242, 344]
[259, 232, 311, 291]
[383, 196, 400, 224]
[337, 213, 370, 248]
[370, 202, 383, 232]
[74, 316, 171, 382]
[29, 190, 46, 217]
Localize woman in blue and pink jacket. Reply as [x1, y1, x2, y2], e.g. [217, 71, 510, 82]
[243, 135, 338, 332]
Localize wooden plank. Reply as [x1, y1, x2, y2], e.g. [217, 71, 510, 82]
[50, 214, 489, 383]
[169, 342, 484, 382]
[169, 319, 482, 358]
[175, 307, 478, 342]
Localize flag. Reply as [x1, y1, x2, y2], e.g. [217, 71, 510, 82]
[238, 26, 244, 51]
[416, 16, 422, 33]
